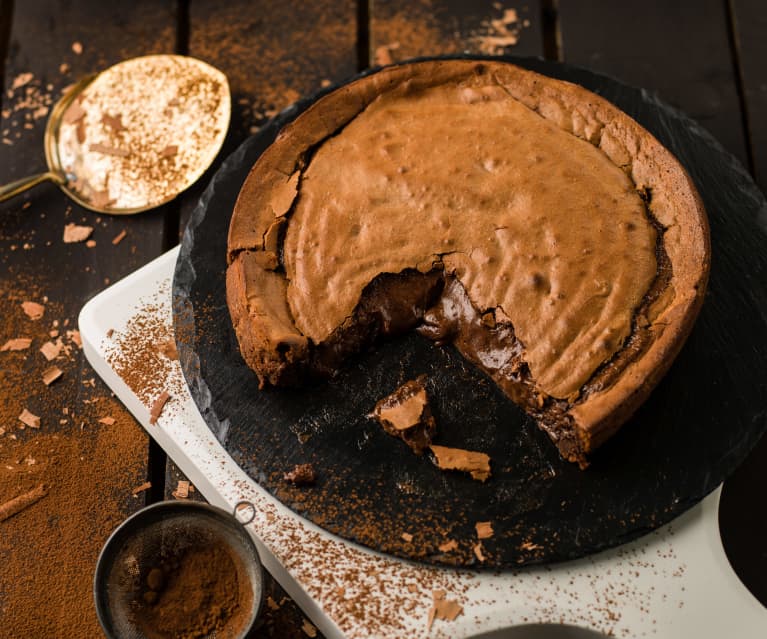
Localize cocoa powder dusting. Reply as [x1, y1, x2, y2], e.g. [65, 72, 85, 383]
[372, 1, 529, 63]
[105, 290, 185, 407]
[189, 1, 356, 134]
[0, 289, 149, 637]
[134, 545, 252, 639]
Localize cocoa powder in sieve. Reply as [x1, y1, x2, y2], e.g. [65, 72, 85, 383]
[134, 544, 253, 639]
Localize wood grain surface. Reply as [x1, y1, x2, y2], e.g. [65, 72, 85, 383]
[0, 1, 765, 636]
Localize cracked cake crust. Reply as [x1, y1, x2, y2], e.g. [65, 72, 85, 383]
[226, 60, 709, 466]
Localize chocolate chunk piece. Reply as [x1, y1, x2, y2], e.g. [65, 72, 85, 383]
[283, 463, 316, 486]
[371, 376, 436, 455]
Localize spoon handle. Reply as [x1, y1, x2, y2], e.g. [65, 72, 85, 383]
[0, 171, 66, 203]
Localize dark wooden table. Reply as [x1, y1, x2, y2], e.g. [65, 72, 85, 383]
[1, 2, 764, 637]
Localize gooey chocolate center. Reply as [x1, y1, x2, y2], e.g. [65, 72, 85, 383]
[282, 79, 657, 400]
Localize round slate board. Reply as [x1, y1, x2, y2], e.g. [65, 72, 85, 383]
[173, 56, 767, 568]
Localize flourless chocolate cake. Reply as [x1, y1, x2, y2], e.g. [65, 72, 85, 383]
[226, 60, 710, 467]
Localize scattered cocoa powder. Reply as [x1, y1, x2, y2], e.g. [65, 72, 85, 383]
[0, 292, 149, 638]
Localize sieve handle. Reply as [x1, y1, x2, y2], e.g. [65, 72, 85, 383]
[233, 501, 257, 526]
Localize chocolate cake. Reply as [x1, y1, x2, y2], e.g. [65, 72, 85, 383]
[226, 60, 710, 467]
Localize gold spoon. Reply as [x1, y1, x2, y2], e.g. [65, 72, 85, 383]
[0, 55, 231, 214]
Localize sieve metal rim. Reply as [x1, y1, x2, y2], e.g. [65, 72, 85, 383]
[94, 499, 264, 639]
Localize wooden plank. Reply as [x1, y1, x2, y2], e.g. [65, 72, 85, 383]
[718, 1, 767, 609]
[557, 0, 749, 167]
[371, 0, 544, 61]
[169, 4, 360, 635]
[558, 0, 765, 608]
[177, 0, 360, 236]
[730, 0, 767, 189]
[0, 1, 177, 636]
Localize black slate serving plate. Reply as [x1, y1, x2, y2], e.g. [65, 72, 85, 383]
[173, 56, 767, 568]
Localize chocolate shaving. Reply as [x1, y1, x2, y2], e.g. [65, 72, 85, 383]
[98, 416, 116, 426]
[0, 484, 48, 522]
[63, 223, 94, 243]
[172, 480, 190, 499]
[89, 142, 130, 158]
[1, 338, 32, 351]
[475, 521, 494, 539]
[427, 590, 463, 631]
[101, 113, 125, 132]
[131, 481, 152, 496]
[148, 391, 170, 425]
[90, 189, 114, 209]
[62, 101, 86, 124]
[301, 620, 318, 638]
[76, 119, 86, 144]
[401, 532, 413, 543]
[21, 301, 44, 321]
[42, 366, 63, 386]
[39, 340, 63, 361]
[473, 542, 486, 562]
[374, 42, 400, 66]
[18, 409, 41, 429]
[429, 444, 491, 482]
[66, 329, 82, 348]
[159, 144, 178, 158]
[111, 229, 127, 245]
[438, 539, 458, 553]
[85, 240, 96, 248]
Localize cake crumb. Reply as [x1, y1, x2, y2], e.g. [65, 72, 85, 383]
[71, 41, 83, 54]
[401, 532, 413, 543]
[149, 391, 170, 425]
[283, 463, 316, 486]
[301, 620, 318, 637]
[98, 416, 116, 426]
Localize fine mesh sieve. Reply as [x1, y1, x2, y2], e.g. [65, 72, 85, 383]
[94, 500, 263, 639]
